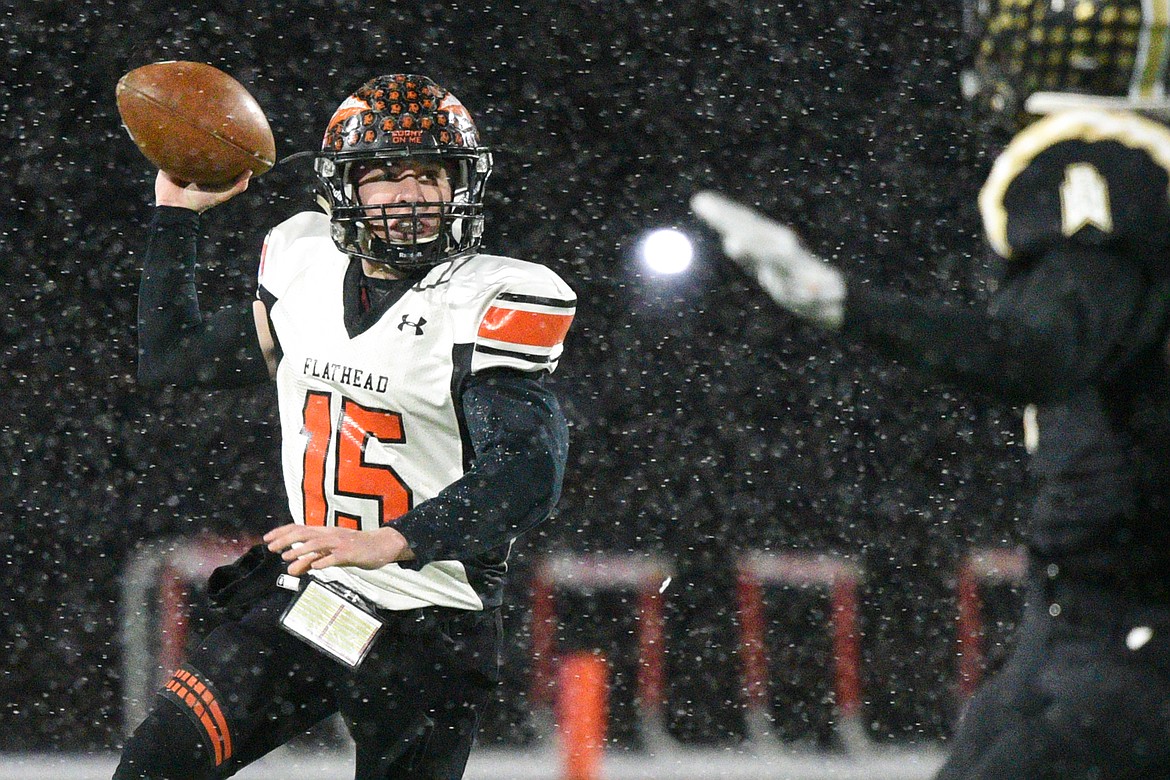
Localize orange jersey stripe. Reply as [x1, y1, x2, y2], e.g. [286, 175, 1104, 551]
[478, 306, 573, 348]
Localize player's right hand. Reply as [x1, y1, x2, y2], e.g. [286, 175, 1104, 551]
[154, 169, 251, 214]
[691, 190, 846, 330]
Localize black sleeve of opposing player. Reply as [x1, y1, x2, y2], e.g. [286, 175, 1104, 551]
[137, 206, 270, 389]
[842, 244, 1158, 404]
[391, 371, 570, 566]
[842, 285, 1068, 403]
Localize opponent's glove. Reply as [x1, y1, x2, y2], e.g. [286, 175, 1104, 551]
[691, 190, 845, 330]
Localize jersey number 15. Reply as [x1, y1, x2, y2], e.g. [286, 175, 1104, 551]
[301, 390, 413, 528]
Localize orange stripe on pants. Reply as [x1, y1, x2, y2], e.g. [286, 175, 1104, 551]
[167, 669, 232, 766]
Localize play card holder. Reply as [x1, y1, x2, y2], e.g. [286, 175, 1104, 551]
[278, 577, 384, 669]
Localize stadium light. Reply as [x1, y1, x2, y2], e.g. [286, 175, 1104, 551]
[638, 227, 693, 275]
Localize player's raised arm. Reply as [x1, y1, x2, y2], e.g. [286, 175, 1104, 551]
[136, 170, 271, 389]
[120, 60, 276, 390]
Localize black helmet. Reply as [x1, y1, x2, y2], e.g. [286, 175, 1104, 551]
[315, 74, 493, 273]
[963, 0, 1170, 121]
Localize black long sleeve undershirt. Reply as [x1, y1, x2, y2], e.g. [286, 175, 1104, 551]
[842, 286, 1071, 404]
[395, 371, 570, 566]
[841, 243, 1159, 405]
[137, 206, 270, 389]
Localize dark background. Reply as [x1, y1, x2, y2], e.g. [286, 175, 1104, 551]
[1, 0, 1027, 752]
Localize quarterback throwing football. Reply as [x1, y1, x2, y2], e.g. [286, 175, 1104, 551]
[115, 74, 575, 780]
[695, 2, 1170, 778]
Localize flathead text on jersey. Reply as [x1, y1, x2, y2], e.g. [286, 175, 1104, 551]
[303, 357, 390, 393]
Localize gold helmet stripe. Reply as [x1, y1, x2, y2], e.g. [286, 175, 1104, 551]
[979, 108, 1170, 258]
[1133, 0, 1170, 98]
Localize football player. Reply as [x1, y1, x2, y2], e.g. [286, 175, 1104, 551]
[693, 2, 1170, 778]
[115, 74, 576, 780]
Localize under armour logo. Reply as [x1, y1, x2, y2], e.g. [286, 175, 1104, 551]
[398, 314, 427, 335]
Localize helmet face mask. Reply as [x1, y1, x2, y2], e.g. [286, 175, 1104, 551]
[963, 0, 1170, 125]
[315, 75, 493, 274]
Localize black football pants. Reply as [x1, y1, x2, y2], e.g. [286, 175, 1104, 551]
[114, 589, 500, 780]
[936, 573, 1170, 780]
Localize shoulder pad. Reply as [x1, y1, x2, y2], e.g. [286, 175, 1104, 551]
[979, 110, 1170, 265]
[257, 211, 333, 299]
[452, 254, 577, 374]
[466, 253, 576, 299]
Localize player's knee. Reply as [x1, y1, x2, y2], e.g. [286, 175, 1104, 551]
[113, 700, 214, 780]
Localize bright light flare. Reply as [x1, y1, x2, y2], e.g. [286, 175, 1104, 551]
[639, 228, 693, 275]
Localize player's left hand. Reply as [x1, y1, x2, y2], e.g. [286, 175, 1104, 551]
[264, 523, 415, 576]
[691, 190, 845, 329]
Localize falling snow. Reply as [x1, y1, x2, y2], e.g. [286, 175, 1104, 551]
[1, 0, 1027, 754]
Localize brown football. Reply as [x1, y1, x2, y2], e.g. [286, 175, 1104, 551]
[116, 61, 276, 185]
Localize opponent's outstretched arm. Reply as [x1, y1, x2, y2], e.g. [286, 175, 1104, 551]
[691, 190, 1154, 403]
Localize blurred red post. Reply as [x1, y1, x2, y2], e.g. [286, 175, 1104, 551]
[558, 651, 608, 780]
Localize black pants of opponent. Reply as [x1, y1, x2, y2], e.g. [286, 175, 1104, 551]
[113, 588, 500, 780]
[936, 570, 1170, 780]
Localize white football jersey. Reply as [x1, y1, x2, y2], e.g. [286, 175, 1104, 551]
[257, 211, 575, 611]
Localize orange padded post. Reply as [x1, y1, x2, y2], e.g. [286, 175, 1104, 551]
[558, 652, 608, 780]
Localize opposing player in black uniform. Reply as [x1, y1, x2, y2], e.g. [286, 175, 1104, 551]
[694, 2, 1170, 777]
